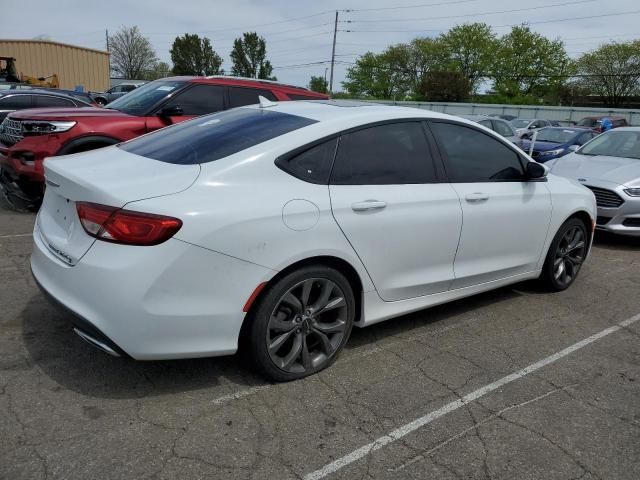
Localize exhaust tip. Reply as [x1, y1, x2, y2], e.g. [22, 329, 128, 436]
[73, 328, 121, 357]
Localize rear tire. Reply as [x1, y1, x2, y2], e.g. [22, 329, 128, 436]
[246, 265, 355, 382]
[540, 218, 588, 291]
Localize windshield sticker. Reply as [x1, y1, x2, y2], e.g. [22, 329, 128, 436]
[563, 130, 573, 133]
[156, 86, 176, 92]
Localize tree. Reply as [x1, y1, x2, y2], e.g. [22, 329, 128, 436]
[230, 32, 275, 79]
[418, 71, 470, 102]
[109, 26, 157, 79]
[309, 75, 328, 93]
[439, 23, 497, 94]
[342, 46, 412, 99]
[143, 61, 172, 81]
[407, 37, 448, 97]
[491, 25, 570, 100]
[577, 41, 640, 107]
[170, 34, 223, 76]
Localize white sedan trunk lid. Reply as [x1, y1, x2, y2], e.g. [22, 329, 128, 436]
[37, 146, 200, 265]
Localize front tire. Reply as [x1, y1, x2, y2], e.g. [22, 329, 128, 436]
[246, 266, 355, 382]
[540, 218, 588, 291]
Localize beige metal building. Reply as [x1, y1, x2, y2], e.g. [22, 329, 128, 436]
[0, 39, 110, 91]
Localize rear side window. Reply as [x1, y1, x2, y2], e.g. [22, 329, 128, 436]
[431, 122, 524, 182]
[119, 108, 317, 165]
[228, 87, 277, 108]
[0, 95, 32, 109]
[164, 84, 225, 115]
[34, 95, 75, 108]
[493, 120, 515, 137]
[331, 122, 436, 185]
[276, 139, 337, 184]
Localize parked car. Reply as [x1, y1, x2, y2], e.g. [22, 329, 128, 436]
[520, 127, 598, 163]
[461, 115, 519, 144]
[489, 113, 517, 121]
[31, 101, 596, 381]
[90, 83, 144, 106]
[576, 115, 628, 133]
[0, 76, 328, 210]
[0, 89, 92, 121]
[548, 127, 640, 236]
[511, 118, 553, 138]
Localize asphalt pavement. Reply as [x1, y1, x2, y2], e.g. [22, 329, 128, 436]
[1, 197, 639, 480]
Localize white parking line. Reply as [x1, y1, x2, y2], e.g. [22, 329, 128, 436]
[303, 313, 640, 480]
[210, 385, 271, 405]
[0, 233, 31, 239]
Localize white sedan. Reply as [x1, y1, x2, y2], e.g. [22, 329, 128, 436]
[31, 100, 596, 381]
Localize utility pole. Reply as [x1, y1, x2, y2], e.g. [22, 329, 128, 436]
[105, 29, 109, 52]
[329, 10, 338, 96]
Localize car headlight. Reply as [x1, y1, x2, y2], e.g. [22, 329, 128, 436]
[540, 148, 565, 156]
[623, 188, 640, 197]
[21, 121, 77, 135]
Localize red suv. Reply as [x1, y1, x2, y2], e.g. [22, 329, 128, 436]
[576, 115, 628, 133]
[0, 76, 328, 209]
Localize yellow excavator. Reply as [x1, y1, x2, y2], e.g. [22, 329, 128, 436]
[0, 56, 59, 88]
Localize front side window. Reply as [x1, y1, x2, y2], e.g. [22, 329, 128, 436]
[478, 119, 492, 129]
[276, 139, 337, 184]
[228, 87, 277, 108]
[331, 122, 436, 185]
[107, 80, 186, 116]
[119, 108, 317, 165]
[431, 122, 525, 182]
[163, 85, 225, 116]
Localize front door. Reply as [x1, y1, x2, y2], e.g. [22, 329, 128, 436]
[429, 121, 552, 289]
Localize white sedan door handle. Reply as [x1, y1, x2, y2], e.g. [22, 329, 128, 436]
[465, 192, 489, 203]
[351, 200, 387, 212]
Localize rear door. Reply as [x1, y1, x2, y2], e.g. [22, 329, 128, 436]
[429, 121, 552, 289]
[329, 121, 462, 301]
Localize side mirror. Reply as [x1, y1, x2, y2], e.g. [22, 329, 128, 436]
[526, 161, 548, 180]
[568, 144, 579, 152]
[158, 105, 184, 117]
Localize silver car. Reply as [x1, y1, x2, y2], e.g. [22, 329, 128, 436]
[549, 127, 640, 236]
[511, 118, 552, 138]
[462, 115, 520, 144]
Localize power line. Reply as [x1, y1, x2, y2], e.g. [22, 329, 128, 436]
[344, 0, 479, 13]
[343, 0, 598, 24]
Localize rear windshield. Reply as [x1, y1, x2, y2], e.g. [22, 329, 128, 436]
[119, 108, 317, 164]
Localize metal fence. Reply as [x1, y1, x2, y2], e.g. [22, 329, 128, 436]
[368, 100, 640, 125]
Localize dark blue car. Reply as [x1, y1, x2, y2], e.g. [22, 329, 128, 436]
[521, 127, 598, 162]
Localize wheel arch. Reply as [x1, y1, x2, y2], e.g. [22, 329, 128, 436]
[239, 255, 365, 344]
[57, 135, 122, 155]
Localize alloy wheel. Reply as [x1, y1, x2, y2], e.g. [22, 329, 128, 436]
[266, 278, 349, 374]
[553, 225, 587, 288]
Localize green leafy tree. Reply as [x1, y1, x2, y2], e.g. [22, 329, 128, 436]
[439, 23, 498, 94]
[576, 41, 640, 107]
[230, 32, 275, 79]
[342, 46, 412, 99]
[418, 71, 470, 102]
[491, 25, 570, 99]
[309, 75, 328, 93]
[407, 37, 448, 97]
[143, 61, 172, 80]
[109, 26, 157, 79]
[170, 34, 223, 76]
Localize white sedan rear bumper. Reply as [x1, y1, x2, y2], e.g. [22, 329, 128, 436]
[31, 224, 276, 360]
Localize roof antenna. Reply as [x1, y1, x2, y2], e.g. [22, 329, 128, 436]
[258, 95, 277, 108]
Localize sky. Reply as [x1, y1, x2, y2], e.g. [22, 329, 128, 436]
[1, 0, 639, 90]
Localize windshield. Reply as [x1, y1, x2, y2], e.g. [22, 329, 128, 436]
[534, 128, 579, 144]
[119, 107, 317, 164]
[576, 118, 598, 127]
[107, 80, 185, 115]
[511, 119, 531, 128]
[578, 131, 640, 159]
